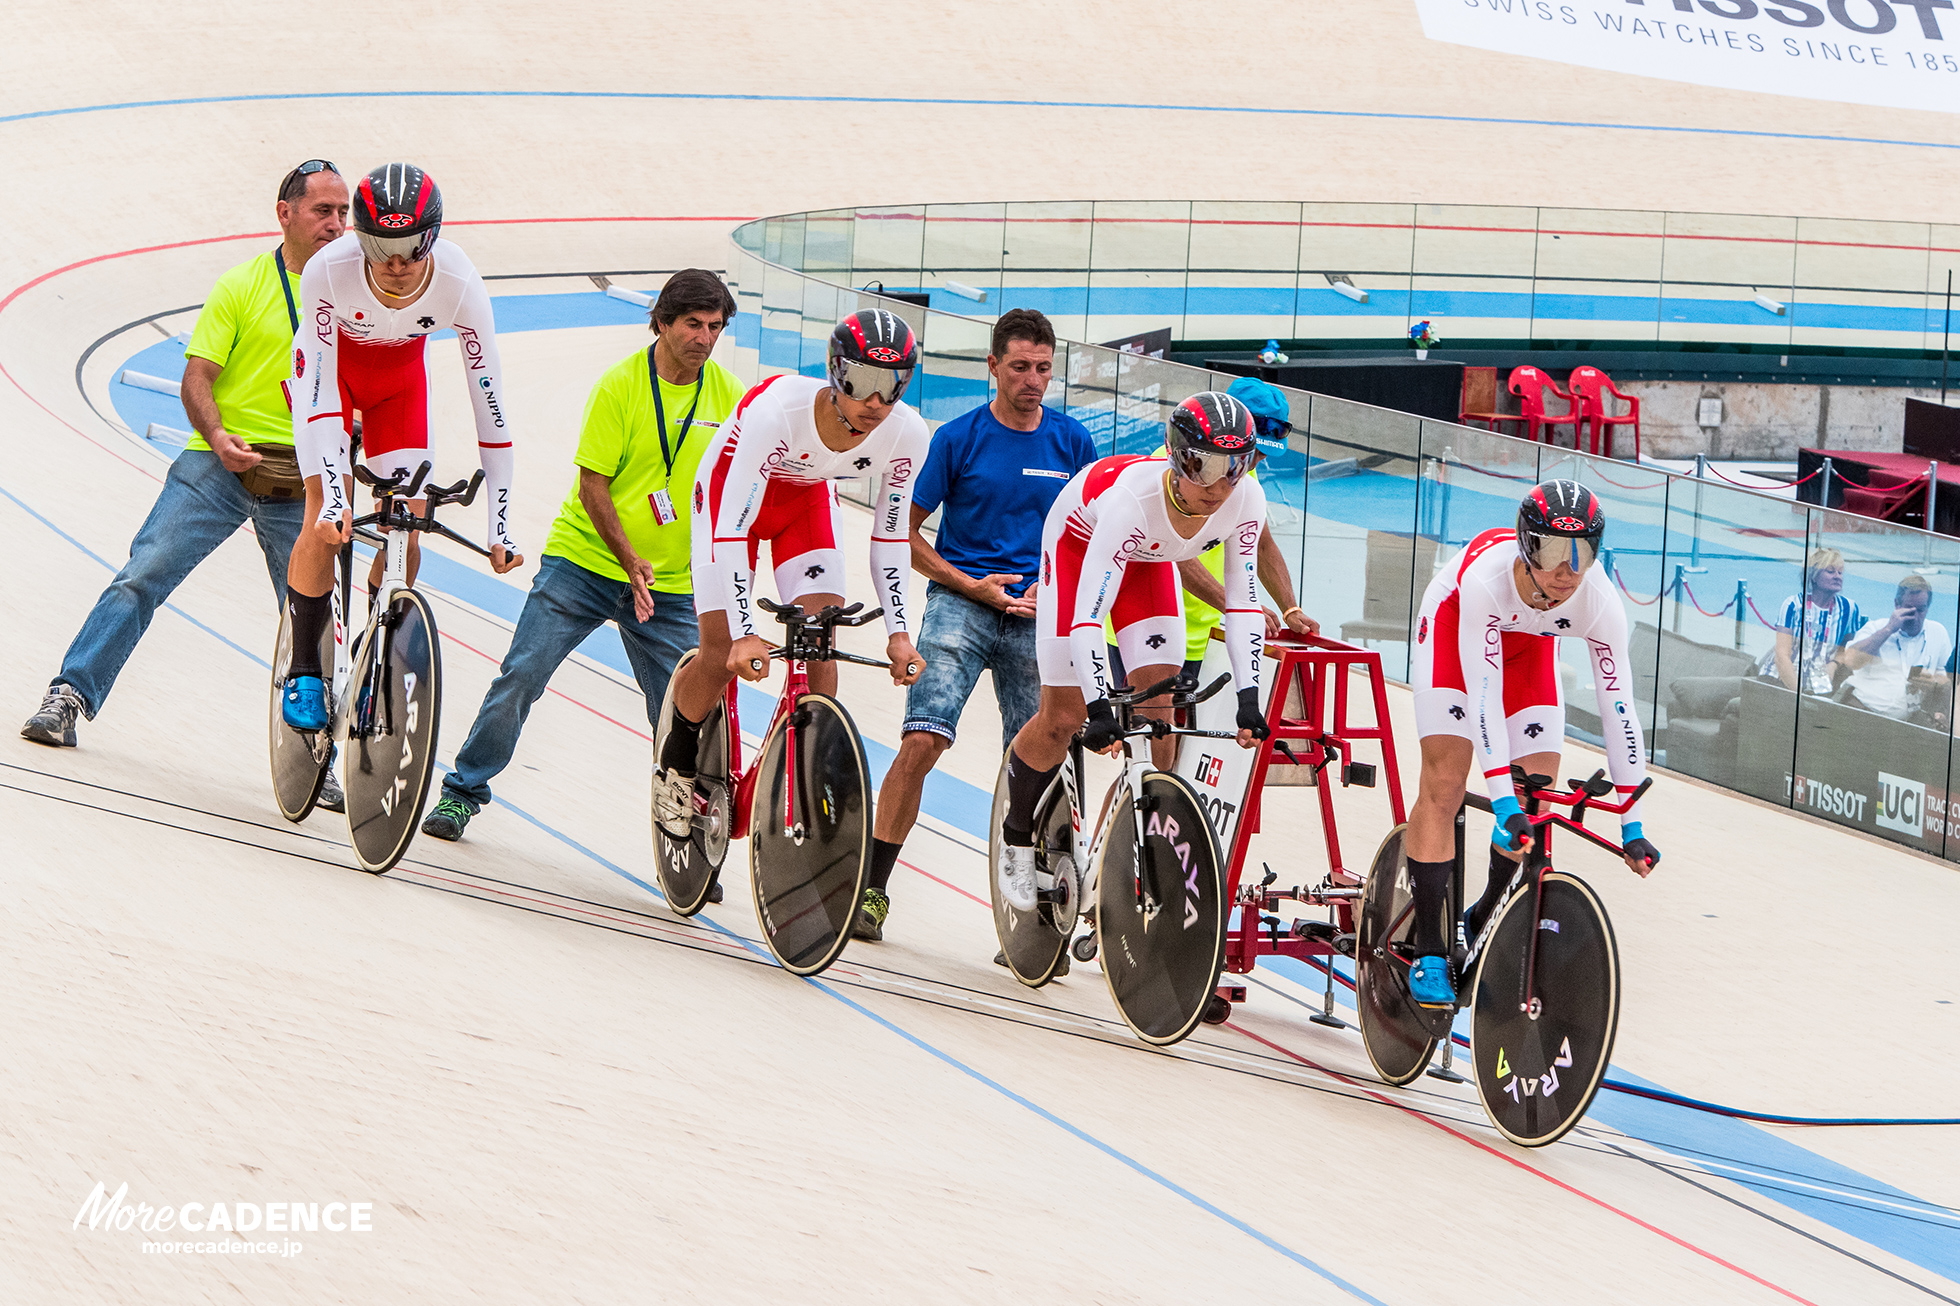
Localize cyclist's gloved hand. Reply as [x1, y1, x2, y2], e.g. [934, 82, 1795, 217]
[1490, 794, 1531, 852]
[1080, 698, 1123, 752]
[1622, 822, 1661, 872]
[1236, 688, 1270, 740]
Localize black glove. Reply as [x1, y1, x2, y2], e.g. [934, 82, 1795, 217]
[1624, 837, 1661, 871]
[1236, 688, 1270, 740]
[1080, 698, 1123, 751]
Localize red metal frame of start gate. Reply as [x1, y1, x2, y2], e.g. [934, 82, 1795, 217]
[1219, 632, 1406, 978]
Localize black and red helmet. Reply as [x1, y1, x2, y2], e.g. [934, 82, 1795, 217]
[353, 163, 443, 263]
[827, 309, 919, 404]
[1166, 391, 1260, 486]
[1518, 480, 1605, 574]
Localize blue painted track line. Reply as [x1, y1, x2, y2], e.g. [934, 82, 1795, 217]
[4, 89, 1958, 155]
[0, 477, 1377, 1302]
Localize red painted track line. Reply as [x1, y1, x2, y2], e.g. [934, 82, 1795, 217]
[898, 855, 989, 907]
[1226, 1022, 1821, 1306]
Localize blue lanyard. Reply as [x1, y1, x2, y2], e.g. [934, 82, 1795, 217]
[273, 247, 300, 333]
[649, 346, 704, 481]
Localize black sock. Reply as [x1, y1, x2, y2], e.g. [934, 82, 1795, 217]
[868, 838, 901, 892]
[660, 705, 704, 775]
[1406, 857, 1455, 958]
[287, 587, 332, 680]
[1468, 847, 1520, 939]
[1002, 749, 1060, 846]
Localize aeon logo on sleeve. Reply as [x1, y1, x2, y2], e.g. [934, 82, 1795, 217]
[313, 300, 335, 344]
[455, 325, 488, 370]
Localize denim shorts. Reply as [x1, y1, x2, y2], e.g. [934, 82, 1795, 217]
[903, 582, 1041, 751]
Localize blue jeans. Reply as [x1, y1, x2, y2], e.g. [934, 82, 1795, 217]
[442, 555, 696, 811]
[902, 582, 1041, 751]
[55, 449, 302, 716]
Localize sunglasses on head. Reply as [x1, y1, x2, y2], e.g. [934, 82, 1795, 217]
[278, 159, 339, 201]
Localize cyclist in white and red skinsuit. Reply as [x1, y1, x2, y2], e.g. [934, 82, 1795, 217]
[994, 392, 1274, 912]
[278, 163, 521, 733]
[655, 309, 928, 836]
[1402, 480, 1661, 1009]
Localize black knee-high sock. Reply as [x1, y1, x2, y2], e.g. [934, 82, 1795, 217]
[1406, 857, 1455, 959]
[868, 838, 902, 893]
[1468, 846, 1520, 939]
[1002, 749, 1060, 846]
[660, 704, 704, 775]
[287, 588, 333, 680]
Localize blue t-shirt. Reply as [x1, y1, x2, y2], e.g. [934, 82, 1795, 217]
[915, 402, 1099, 598]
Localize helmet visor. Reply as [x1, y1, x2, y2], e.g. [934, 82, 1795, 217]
[1169, 443, 1259, 487]
[356, 227, 438, 264]
[833, 356, 912, 404]
[1520, 530, 1599, 575]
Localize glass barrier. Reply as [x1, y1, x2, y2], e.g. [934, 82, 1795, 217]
[722, 213, 1960, 859]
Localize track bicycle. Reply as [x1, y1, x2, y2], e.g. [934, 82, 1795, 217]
[652, 598, 914, 978]
[989, 673, 1237, 1046]
[1357, 766, 1650, 1147]
[269, 461, 493, 873]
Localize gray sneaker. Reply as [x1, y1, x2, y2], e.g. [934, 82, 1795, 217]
[21, 684, 86, 747]
[316, 765, 345, 814]
[421, 794, 474, 842]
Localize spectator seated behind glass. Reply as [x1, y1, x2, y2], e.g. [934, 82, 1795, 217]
[1756, 547, 1861, 696]
[1836, 574, 1952, 725]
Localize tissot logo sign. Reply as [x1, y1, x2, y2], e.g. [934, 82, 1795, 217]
[1414, 0, 1960, 113]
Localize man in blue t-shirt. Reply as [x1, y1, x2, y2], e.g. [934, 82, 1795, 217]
[854, 309, 1098, 943]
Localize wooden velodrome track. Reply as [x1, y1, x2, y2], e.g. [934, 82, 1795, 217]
[4, 3, 1958, 1301]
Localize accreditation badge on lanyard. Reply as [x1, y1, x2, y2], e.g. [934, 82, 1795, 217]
[647, 345, 703, 526]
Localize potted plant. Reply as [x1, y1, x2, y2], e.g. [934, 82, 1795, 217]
[1409, 320, 1440, 360]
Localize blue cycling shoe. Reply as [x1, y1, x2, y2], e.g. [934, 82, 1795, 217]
[1408, 955, 1456, 1009]
[281, 675, 329, 732]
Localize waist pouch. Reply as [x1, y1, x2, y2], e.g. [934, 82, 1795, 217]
[237, 443, 304, 499]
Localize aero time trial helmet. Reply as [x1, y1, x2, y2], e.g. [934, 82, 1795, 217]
[1518, 479, 1605, 574]
[828, 309, 919, 404]
[1166, 391, 1260, 486]
[353, 163, 442, 263]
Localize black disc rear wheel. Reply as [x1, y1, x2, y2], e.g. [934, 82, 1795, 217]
[1357, 824, 1451, 1085]
[1094, 772, 1226, 1046]
[653, 650, 730, 916]
[344, 591, 441, 874]
[1470, 872, 1619, 1147]
[990, 752, 1072, 987]
[751, 694, 870, 977]
[269, 599, 335, 823]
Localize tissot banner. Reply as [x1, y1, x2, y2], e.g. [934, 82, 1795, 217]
[1414, 0, 1960, 114]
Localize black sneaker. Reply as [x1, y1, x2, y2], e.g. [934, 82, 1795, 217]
[21, 684, 85, 747]
[421, 795, 474, 841]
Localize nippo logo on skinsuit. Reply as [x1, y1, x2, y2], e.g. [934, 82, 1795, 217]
[866, 346, 902, 363]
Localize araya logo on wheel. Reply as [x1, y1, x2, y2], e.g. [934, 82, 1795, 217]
[1495, 1038, 1573, 1104]
[1145, 810, 1203, 929]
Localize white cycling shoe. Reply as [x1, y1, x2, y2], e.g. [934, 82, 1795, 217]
[997, 843, 1038, 912]
[653, 768, 695, 838]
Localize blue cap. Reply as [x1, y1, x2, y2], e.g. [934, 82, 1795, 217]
[1227, 376, 1293, 455]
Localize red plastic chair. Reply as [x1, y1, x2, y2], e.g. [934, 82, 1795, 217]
[1841, 472, 1931, 528]
[1568, 366, 1642, 461]
[1507, 366, 1583, 449]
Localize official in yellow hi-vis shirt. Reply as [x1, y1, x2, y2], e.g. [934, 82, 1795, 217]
[20, 160, 349, 758]
[426, 271, 743, 842]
